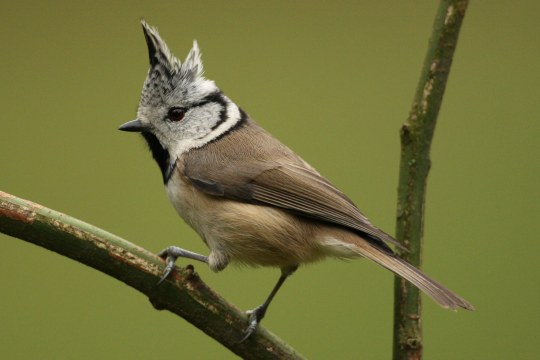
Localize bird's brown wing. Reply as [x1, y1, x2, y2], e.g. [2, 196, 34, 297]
[183, 135, 401, 251]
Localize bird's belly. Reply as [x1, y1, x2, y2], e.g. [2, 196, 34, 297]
[165, 175, 210, 240]
[166, 175, 327, 268]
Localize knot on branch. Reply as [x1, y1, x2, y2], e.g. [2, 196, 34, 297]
[400, 123, 412, 145]
[405, 336, 423, 350]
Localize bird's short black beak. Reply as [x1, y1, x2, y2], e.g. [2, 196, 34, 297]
[118, 119, 147, 132]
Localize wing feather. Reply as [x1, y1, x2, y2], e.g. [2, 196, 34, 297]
[249, 165, 402, 249]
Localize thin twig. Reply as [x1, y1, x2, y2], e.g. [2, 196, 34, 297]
[393, 1, 469, 359]
[0, 190, 304, 360]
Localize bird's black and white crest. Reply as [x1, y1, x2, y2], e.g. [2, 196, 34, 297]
[139, 20, 217, 108]
[133, 21, 244, 182]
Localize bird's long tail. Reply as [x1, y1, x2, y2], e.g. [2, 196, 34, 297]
[352, 238, 474, 311]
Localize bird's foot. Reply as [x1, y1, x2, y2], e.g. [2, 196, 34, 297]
[156, 246, 208, 284]
[157, 246, 180, 284]
[239, 304, 268, 343]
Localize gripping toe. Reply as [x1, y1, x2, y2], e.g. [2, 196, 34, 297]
[156, 246, 209, 285]
[238, 305, 267, 343]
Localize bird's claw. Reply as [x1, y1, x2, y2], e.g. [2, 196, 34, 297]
[238, 305, 267, 343]
[157, 248, 179, 285]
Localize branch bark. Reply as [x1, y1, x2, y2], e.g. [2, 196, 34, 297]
[0, 190, 304, 360]
[393, 1, 469, 359]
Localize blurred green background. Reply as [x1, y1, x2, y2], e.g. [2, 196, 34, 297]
[1, 1, 539, 359]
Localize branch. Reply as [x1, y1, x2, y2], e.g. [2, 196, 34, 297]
[0, 190, 304, 360]
[393, 1, 469, 359]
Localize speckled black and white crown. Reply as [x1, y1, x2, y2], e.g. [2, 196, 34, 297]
[139, 20, 217, 108]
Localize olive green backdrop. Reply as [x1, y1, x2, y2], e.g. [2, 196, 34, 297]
[1, 1, 538, 359]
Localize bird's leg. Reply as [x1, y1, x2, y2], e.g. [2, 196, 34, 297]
[157, 246, 209, 284]
[240, 265, 298, 342]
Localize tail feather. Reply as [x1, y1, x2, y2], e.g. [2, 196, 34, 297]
[354, 240, 474, 311]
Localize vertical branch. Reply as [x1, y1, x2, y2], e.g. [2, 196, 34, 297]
[393, 1, 469, 359]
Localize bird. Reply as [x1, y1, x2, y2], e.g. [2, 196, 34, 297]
[119, 20, 474, 341]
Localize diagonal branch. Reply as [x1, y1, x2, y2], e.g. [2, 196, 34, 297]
[393, 1, 469, 359]
[0, 190, 304, 360]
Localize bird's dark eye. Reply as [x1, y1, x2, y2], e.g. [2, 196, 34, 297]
[167, 107, 186, 122]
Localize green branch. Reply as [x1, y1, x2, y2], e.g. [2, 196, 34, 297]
[0, 190, 303, 360]
[393, 1, 469, 359]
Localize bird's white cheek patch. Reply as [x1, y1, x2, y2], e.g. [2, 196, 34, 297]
[170, 101, 242, 157]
